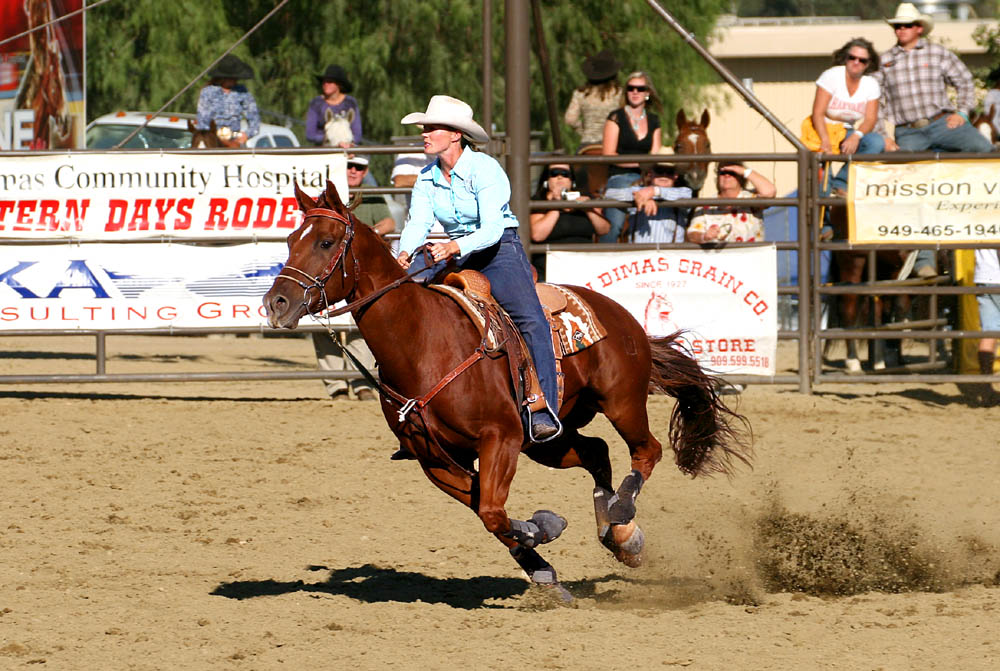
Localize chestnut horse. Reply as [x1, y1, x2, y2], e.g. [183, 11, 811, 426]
[263, 182, 750, 596]
[188, 120, 223, 149]
[674, 109, 711, 195]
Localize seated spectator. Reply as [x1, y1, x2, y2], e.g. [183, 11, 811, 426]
[196, 54, 259, 148]
[604, 155, 691, 243]
[565, 50, 623, 149]
[529, 163, 609, 279]
[687, 161, 775, 244]
[311, 156, 390, 400]
[809, 38, 885, 195]
[982, 66, 1000, 143]
[390, 151, 435, 208]
[600, 70, 662, 242]
[305, 64, 362, 147]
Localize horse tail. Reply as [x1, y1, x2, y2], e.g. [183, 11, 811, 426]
[647, 332, 752, 478]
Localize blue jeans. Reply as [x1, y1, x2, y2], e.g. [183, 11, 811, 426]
[830, 132, 886, 192]
[408, 228, 559, 413]
[895, 116, 994, 153]
[896, 117, 993, 272]
[601, 171, 640, 242]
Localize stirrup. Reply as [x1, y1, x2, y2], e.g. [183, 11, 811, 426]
[528, 407, 563, 443]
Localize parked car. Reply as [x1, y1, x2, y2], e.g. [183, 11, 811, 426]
[85, 111, 300, 149]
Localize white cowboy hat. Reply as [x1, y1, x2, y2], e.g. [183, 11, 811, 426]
[401, 95, 490, 144]
[886, 3, 933, 35]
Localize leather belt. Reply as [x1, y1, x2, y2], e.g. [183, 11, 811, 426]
[899, 111, 950, 129]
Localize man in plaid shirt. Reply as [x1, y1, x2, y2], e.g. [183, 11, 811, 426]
[875, 3, 992, 154]
[874, 3, 992, 278]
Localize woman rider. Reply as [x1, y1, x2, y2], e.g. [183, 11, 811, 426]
[395, 95, 562, 442]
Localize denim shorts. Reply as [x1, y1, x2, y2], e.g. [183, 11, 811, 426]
[976, 286, 1000, 330]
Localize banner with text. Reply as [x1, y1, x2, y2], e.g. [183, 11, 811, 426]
[849, 159, 1000, 244]
[545, 247, 777, 376]
[0, 151, 347, 239]
[0, 242, 352, 330]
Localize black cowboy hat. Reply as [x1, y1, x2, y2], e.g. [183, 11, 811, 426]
[207, 54, 254, 80]
[315, 64, 354, 93]
[581, 50, 622, 83]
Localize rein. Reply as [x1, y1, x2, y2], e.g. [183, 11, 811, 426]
[275, 205, 476, 476]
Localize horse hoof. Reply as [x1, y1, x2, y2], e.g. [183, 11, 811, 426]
[845, 358, 862, 374]
[610, 521, 645, 568]
[873, 359, 886, 371]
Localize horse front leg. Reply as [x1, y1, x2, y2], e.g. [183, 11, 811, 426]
[477, 429, 570, 598]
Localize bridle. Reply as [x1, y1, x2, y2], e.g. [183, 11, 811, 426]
[275, 205, 433, 320]
[275, 207, 358, 317]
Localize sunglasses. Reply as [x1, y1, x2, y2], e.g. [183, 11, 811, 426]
[894, 22, 919, 29]
[717, 169, 741, 178]
[548, 168, 572, 178]
[347, 163, 367, 171]
[651, 168, 676, 177]
[626, 85, 649, 93]
[846, 54, 870, 64]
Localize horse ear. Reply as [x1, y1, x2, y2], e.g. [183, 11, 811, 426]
[294, 181, 317, 212]
[346, 108, 355, 123]
[209, 120, 217, 132]
[324, 180, 346, 209]
[324, 108, 334, 122]
[676, 109, 687, 129]
[187, 119, 196, 133]
[700, 109, 710, 129]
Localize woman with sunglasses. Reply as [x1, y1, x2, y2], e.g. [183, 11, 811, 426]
[810, 38, 885, 194]
[396, 95, 563, 442]
[600, 71, 662, 242]
[529, 163, 610, 276]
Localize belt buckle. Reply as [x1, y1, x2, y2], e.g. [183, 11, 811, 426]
[911, 118, 930, 129]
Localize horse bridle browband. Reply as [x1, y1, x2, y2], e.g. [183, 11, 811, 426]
[276, 207, 357, 315]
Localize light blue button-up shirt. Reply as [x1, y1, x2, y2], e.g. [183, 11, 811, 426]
[196, 84, 261, 138]
[399, 149, 519, 258]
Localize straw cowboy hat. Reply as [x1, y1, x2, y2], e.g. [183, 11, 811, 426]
[315, 64, 354, 93]
[886, 3, 934, 35]
[401, 95, 490, 144]
[581, 50, 622, 83]
[208, 54, 254, 80]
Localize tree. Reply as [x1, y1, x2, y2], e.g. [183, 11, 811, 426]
[86, 0, 729, 152]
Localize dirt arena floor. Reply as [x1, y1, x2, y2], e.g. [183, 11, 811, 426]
[1, 334, 998, 670]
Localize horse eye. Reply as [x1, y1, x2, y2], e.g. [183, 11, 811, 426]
[319, 240, 334, 250]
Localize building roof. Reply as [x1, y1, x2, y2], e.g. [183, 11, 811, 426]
[709, 18, 993, 58]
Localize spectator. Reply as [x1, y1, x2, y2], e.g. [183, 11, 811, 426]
[972, 248, 1000, 406]
[390, 150, 435, 209]
[876, 3, 993, 277]
[604, 155, 691, 243]
[311, 156, 391, 401]
[305, 64, 362, 147]
[600, 70, 663, 242]
[564, 50, 623, 149]
[529, 162, 609, 278]
[195, 54, 259, 148]
[982, 66, 1000, 139]
[687, 161, 775, 244]
[810, 38, 886, 195]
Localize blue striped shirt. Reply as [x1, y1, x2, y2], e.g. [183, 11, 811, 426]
[400, 149, 519, 258]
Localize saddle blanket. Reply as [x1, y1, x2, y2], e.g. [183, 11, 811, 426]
[429, 282, 607, 356]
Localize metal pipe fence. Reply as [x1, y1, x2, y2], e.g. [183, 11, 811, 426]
[4, 147, 1000, 391]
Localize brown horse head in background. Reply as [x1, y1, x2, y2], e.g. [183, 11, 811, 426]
[188, 120, 223, 149]
[262, 181, 750, 597]
[674, 109, 712, 194]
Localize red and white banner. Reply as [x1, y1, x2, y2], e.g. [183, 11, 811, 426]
[0, 152, 347, 239]
[546, 247, 778, 376]
[0, 241, 352, 330]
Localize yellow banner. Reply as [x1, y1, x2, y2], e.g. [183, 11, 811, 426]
[848, 159, 1000, 244]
